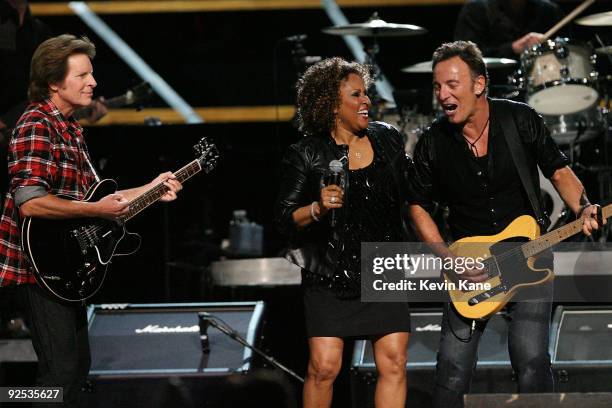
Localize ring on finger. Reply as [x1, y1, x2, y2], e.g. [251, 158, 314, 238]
[330, 196, 336, 204]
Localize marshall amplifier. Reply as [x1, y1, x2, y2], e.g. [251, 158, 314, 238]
[83, 301, 267, 407]
[350, 309, 514, 408]
[551, 306, 612, 392]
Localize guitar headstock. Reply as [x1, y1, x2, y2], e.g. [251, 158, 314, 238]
[123, 82, 154, 106]
[194, 137, 219, 173]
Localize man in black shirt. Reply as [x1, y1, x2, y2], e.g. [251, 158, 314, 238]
[454, 0, 565, 58]
[409, 41, 603, 408]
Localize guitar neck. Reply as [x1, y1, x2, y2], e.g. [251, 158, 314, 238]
[119, 159, 202, 222]
[72, 94, 132, 120]
[522, 204, 612, 258]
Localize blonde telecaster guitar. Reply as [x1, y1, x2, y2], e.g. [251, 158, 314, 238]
[447, 204, 611, 319]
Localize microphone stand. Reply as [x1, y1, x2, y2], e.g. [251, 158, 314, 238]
[198, 313, 304, 383]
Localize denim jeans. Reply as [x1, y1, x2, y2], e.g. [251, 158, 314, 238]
[18, 284, 91, 408]
[433, 298, 554, 408]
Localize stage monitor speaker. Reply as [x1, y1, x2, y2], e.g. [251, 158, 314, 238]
[464, 392, 612, 407]
[550, 306, 612, 392]
[350, 309, 515, 408]
[83, 301, 273, 408]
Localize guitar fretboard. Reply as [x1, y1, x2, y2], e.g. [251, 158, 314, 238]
[119, 160, 202, 222]
[521, 204, 612, 258]
[73, 94, 129, 120]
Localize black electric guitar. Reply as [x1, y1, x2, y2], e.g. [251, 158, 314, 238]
[20, 137, 218, 302]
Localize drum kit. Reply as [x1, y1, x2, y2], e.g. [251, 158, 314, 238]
[321, 1, 612, 236]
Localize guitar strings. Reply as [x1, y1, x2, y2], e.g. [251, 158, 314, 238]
[82, 164, 197, 237]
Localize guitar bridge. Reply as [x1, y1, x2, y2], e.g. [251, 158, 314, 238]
[71, 226, 100, 254]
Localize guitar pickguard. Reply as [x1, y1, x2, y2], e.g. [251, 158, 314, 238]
[488, 239, 549, 289]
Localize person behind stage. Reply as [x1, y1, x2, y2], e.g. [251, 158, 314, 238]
[0, 34, 183, 407]
[274, 57, 412, 408]
[454, 0, 566, 58]
[409, 41, 604, 408]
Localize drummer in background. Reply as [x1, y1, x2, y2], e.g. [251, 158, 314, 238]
[454, 0, 566, 58]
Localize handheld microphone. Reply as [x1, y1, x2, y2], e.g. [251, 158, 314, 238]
[328, 160, 344, 228]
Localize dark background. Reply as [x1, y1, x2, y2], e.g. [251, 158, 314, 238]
[2, 1, 612, 405]
[44, 0, 610, 303]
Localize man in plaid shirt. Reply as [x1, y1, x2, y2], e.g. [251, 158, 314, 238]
[0, 34, 182, 406]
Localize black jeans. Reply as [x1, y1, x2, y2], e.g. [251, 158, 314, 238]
[18, 284, 91, 408]
[433, 299, 554, 408]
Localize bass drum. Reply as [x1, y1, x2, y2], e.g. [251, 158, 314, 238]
[541, 105, 604, 145]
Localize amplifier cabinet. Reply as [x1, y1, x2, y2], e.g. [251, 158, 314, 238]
[83, 302, 267, 407]
[550, 306, 612, 392]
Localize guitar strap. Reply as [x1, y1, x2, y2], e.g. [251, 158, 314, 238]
[495, 102, 549, 230]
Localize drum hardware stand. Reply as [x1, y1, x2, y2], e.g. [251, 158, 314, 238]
[569, 110, 612, 242]
[289, 37, 321, 79]
[396, 105, 415, 135]
[567, 119, 589, 167]
[363, 32, 387, 120]
[597, 108, 612, 242]
[595, 34, 612, 66]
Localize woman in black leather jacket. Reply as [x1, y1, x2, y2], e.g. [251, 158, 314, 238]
[274, 57, 412, 408]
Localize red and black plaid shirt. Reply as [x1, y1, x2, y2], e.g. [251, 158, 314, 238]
[0, 99, 99, 286]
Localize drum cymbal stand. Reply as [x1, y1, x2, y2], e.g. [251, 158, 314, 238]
[568, 119, 588, 166]
[363, 35, 387, 120]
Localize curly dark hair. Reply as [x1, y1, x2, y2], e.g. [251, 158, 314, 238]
[295, 57, 372, 137]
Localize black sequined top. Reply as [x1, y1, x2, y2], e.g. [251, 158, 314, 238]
[305, 151, 404, 297]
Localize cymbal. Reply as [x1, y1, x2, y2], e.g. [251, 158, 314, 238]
[596, 46, 612, 54]
[401, 57, 518, 73]
[322, 14, 426, 37]
[575, 11, 612, 26]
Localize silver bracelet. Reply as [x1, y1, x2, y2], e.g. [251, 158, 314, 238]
[310, 201, 320, 221]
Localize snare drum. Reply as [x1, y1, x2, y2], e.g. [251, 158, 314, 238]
[541, 104, 604, 145]
[522, 38, 599, 115]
